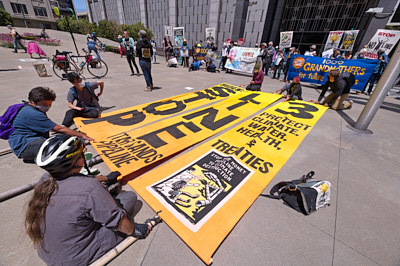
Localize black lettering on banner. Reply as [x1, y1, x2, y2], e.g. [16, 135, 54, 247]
[275, 102, 319, 119]
[138, 121, 202, 148]
[183, 91, 215, 103]
[204, 86, 236, 97]
[226, 93, 261, 111]
[183, 107, 238, 131]
[143, 100, 186, 115]
[81, 109, 146, 126]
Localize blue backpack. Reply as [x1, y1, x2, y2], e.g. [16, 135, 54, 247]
[0, 103, 25, 140]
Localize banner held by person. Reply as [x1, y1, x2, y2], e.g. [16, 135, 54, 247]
[339, 30, 359, 51]
[173, 27, 185, 47]
[279, 31, 293, 49]
[193, 47, 210, 61]
[324, 31, 344, 51]
[129, 101, 328, 264]
[92, 91, 282, 177]
[164, 25, 172, 36]
[225, 47, 261, 74]
[287, 55, 378, 91]
[75, 84, 245, 139]
[364, 29, 400, 59]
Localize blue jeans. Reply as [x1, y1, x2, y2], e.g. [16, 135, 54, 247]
[13, 38, 26, 53]
[139, 60, 153, 87]
[88, 44, 101, 60]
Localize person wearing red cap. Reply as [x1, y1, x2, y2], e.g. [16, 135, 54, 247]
[274, 76, 303, 101]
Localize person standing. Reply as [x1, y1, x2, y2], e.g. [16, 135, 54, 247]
[304, 45, 317, 56]
[272, 50, 285, 80]
[219, 44, 228, 70]
[122, 31, 140, 76]
[264, 42, 275, 76]
[7, 25, 26, 53]
[150, 36, 157, 64]
[136, 30, 154, 92]
[86, 34, 101, 60]
[117, 34, 125, 57]
[180, 39, 189, 67]
[364, 49, 388, 95]
[282, 47, 295, 82]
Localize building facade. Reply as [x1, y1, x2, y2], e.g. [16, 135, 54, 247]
[0, 0, 76, 29]
[86, 0, 397, 53]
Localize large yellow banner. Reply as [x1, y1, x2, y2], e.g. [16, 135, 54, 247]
[129, 101, 328, 264]
[92, 91, 281, 177]
[75, 83, 245, 139]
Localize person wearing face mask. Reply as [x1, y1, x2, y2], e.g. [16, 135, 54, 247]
[8, 87, 94, 163]
[61, 72, 104, 128]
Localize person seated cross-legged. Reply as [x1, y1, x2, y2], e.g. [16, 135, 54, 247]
[62, 72, 104, 128]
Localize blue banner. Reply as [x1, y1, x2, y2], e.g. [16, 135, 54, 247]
[287, 55, 379, 91]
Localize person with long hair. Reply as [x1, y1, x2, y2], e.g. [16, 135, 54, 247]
[136, 30, 154, 92]
[25, 135, 156, 265]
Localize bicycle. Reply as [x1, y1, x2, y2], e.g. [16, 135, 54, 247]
[52, 49, 108, 79]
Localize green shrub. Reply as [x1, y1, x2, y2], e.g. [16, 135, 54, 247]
[0, 9, 13, 26]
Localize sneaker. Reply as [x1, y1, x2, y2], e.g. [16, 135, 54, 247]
[348, 100, 353, 110]
[131, 73, 135, 76]
[145, 86, 152, 92]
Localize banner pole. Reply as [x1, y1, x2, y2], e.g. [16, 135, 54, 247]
[352, 43, 400, 132]
[0, 156, 103, 202]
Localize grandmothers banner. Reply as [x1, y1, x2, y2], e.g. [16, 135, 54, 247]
[225, 47, 261, 74]
[130, 101, 327, 264]
[90, 91, 281, 177]
[287, 55, 379, 91]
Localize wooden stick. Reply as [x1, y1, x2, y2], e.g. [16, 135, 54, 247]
[0, 148, 12, 156]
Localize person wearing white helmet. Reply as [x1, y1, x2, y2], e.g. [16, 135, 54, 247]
[26, 135, 157, 265]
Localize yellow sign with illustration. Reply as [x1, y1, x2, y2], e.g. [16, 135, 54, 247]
[129, 101, 328, 264]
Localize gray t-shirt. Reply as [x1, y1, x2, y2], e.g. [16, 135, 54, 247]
[67, 82, 99, 108]
[37, 174, 126, 265]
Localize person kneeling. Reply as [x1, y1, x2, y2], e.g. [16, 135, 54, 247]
[246, 63, 264, 91]
[62, 72, 104, 127]
[274, 76, 302, 101]
[26, 135, 152, 265]
[315, 69, 353, 110]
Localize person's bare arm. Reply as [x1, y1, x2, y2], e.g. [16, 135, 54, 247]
[53, 124, 94, 141]
[97, 81, 104, 96]
[68, 101, 83, 111]
[118, 215, 134, 235]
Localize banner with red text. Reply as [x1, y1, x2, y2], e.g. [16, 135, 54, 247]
[364, 29, 400, 59]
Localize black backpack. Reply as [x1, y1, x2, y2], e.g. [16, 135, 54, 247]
[341, 72, 356, 89]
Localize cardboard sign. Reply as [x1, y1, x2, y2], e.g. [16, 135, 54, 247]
[75, 84, 245, 139]
[279, 31, 293, 49]
[364, 29, 400, 59]
[339, 30, 359, 51]
[129, 101, 327, 264]
[324, 31, 344, 51]
[92, 91, 281, 177]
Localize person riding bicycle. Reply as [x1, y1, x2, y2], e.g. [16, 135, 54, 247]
[62, 72, 104, 128]
[25, 135, 154, 265]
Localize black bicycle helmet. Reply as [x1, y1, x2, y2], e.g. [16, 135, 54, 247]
[36, 135, 85, 177]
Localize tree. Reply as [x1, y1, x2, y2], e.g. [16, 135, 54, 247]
[0, 9, 13, 26]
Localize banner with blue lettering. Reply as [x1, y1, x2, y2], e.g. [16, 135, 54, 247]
[287, 55, 379, 91]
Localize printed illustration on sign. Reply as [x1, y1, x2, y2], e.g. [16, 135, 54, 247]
[279, 31, 293, 49]
[324, 31, 344, 51]
[149, 150, 253, 232]
[339, 30, 359, 51]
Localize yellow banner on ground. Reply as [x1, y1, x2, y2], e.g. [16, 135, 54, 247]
[92, 91, 281, 177]
[75, 83, 244, 139]
[129, 101, 328, 264]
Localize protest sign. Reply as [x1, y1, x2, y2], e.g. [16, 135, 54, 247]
[364, 29, 400, 59]
[173, 27, 185, 47]
[339, 30, 359, 51]
[91, 91, 281, 177]
[225, 47, 261, 74]
[164, 25, 172, 36]
[324, 31, 344, 51]
[287, 55, 378, 91]
[75, 84, 245, 139]
[205, 28, 215, 43]
[193, 47, 210, 61]
[129, 101, 327, 264]
[279, 31, 293, 49]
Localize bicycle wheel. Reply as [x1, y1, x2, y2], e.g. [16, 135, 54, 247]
[53, 60, 79, 79]
[87, 59, 108, 78]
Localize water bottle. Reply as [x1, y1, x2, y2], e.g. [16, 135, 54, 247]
[79, 61, 85, 68]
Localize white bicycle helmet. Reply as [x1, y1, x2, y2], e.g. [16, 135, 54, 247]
[36, 135, 84, 177]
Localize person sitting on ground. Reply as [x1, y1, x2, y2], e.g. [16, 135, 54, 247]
[8, 86, 93, 163]
[189, 60, 205, 72]
[315, 69, 353, 110]
[245, 62, 264, 91]
[274, 76, 302, 101]
[38, 28, 49, 39]
[26, 135, 155, 265]
[61, 72, 104, 128]
[205, 56, 219, 73]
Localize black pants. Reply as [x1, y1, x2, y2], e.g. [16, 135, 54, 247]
[20, 137, 47, 163]
[263, 57, 272, 75]
[62, 107, 101, 128]
[273, 63, 283, 79]
[220, 56, 227, 70]
[246, 84, 261, 91]
[127, 54, 140, 74]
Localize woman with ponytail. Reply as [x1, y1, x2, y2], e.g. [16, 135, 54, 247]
[25, 135, 153, 265]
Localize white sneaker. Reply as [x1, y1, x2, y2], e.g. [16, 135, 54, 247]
[348, 100, 353, 110]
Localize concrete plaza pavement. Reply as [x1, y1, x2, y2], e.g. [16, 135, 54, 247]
[0, 27, 399, 266]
